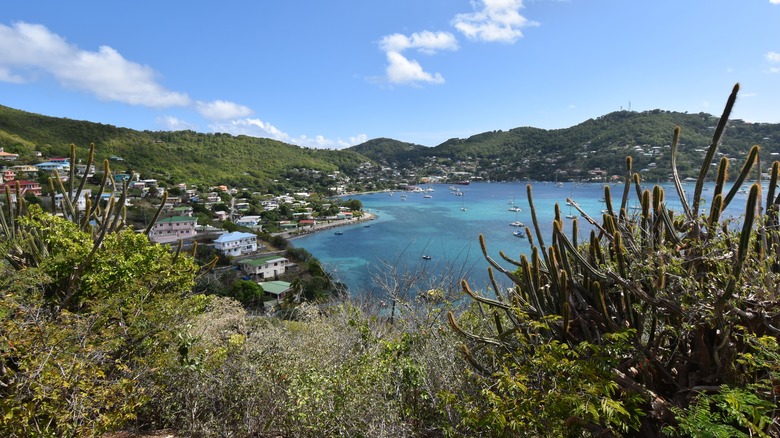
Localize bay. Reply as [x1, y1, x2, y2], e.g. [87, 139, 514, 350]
[291, 181, 751, 297]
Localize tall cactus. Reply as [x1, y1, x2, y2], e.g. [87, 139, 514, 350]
[448, 84, 780, 435]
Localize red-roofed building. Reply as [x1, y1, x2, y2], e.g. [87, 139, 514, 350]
[0, 180, 42, 196]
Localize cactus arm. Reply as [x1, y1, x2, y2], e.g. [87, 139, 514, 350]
[72, 143, 95, 223]
[721, 183, 759, 304]
[692, 83, 739, 216]
[670, 126, 693, 219]
[144, 191, 168, 236]
[722, 145, 760, 210]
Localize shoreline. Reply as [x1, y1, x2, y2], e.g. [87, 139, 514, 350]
[272, 212, 377, 241]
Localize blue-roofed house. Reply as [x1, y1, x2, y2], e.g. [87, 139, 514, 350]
[213, 231, 258, 257]
[36, 161, 69, 173]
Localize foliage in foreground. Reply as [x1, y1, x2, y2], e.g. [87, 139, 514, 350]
[449, 83, 780, 436]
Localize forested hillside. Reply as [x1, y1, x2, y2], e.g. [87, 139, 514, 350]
[0, 104, 371, 192]
[353, 110, 780, 182]
[2, 103, 780, 188]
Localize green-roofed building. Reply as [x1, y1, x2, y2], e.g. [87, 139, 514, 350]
[238, 255, 289, 279]
[258, 280, 292, 301]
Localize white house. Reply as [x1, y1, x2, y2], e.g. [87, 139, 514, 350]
[213, 231, 257, 257]
[238, 255, 289, 279]
[148, 216, 197, 244]
[54, 189, 92, 211]
[235, 215, 263, 230]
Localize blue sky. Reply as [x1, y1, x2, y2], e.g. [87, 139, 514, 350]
[1, 1, 779, 149]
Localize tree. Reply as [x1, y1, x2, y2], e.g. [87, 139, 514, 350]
[227, 279, 265, 308]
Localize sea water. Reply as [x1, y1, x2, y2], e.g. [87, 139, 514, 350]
[291, 181, 753, 297]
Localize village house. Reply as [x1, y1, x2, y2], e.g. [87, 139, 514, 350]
[213, 231, 258, 257]
[54, 189, 92, 211]
[0, 148, 19, 161]
[0, 180, 42, 197]
[9, 165, 39, 174]
[238, 255, 289, 280]
[147, 215, 197, 244]
[235, 215, 262, 230]
[258, 280, 292, 302]
[35, 160, 69, 173]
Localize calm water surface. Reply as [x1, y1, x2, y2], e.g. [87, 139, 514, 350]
[292, 181, 750, 297]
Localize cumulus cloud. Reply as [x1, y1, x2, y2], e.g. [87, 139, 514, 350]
[772, 0, 780, 4]
[452, 0, 538, 43]
[767, 51, 780, 63]
[385, 52, 445, 85]
[0, 21, 190, 107]
[377, 31, 457, 85]
[208, 118, 365, 149]
[156, 116, 198, 131]
[196, 100, 253, 120]
[379, 31, 459, 54]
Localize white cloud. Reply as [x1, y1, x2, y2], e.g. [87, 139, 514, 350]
[0, 66, 26, 83]
[385, 52, 445, 85]
[452, 0, 538, 43]
[0, 21, 190, 107]
[208, 118, 366, 149]
[379, 31, 458, 54]
[196, 100, 253, 120]
[378, 31, 457, 85]
[767, 51, 780, 63]
[156, 116, 197, 131]
[771, 0, 780, 4]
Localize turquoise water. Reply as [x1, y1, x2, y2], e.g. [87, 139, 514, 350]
[291, 181, 751, 296]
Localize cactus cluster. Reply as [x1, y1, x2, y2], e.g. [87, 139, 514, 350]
[448, 84, 780, 433]
[0, 144, 210, 307]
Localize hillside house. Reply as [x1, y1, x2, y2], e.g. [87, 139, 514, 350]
[235, 215, 262, 229]
[238, 255, 289, 280]
[148, 216, 197, 244]
[36, 161, 69, 173]
[54, 189, 92, 211]
[258, 280, 292, 302]
[213, 231, 257, 257]
[0, 148, 19, 161]
[0, 180, 42, 197]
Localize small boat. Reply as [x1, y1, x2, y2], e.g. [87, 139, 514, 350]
[423, 194, 432, 198]
[510, 221, 524, 227]
[422, 255, 432, 260]
[461, 207, 467, 211]
[566, 215, 577, 219]
[513, 230, 525, 238]
[509, 206, 522, 212]
[334, 231, 343, 235]
[364, 225, 371, 228]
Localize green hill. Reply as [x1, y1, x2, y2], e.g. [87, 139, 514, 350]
[2, 104, 779, 188]
[349, 109, 780, 182]
[0, 104, 371, 192]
